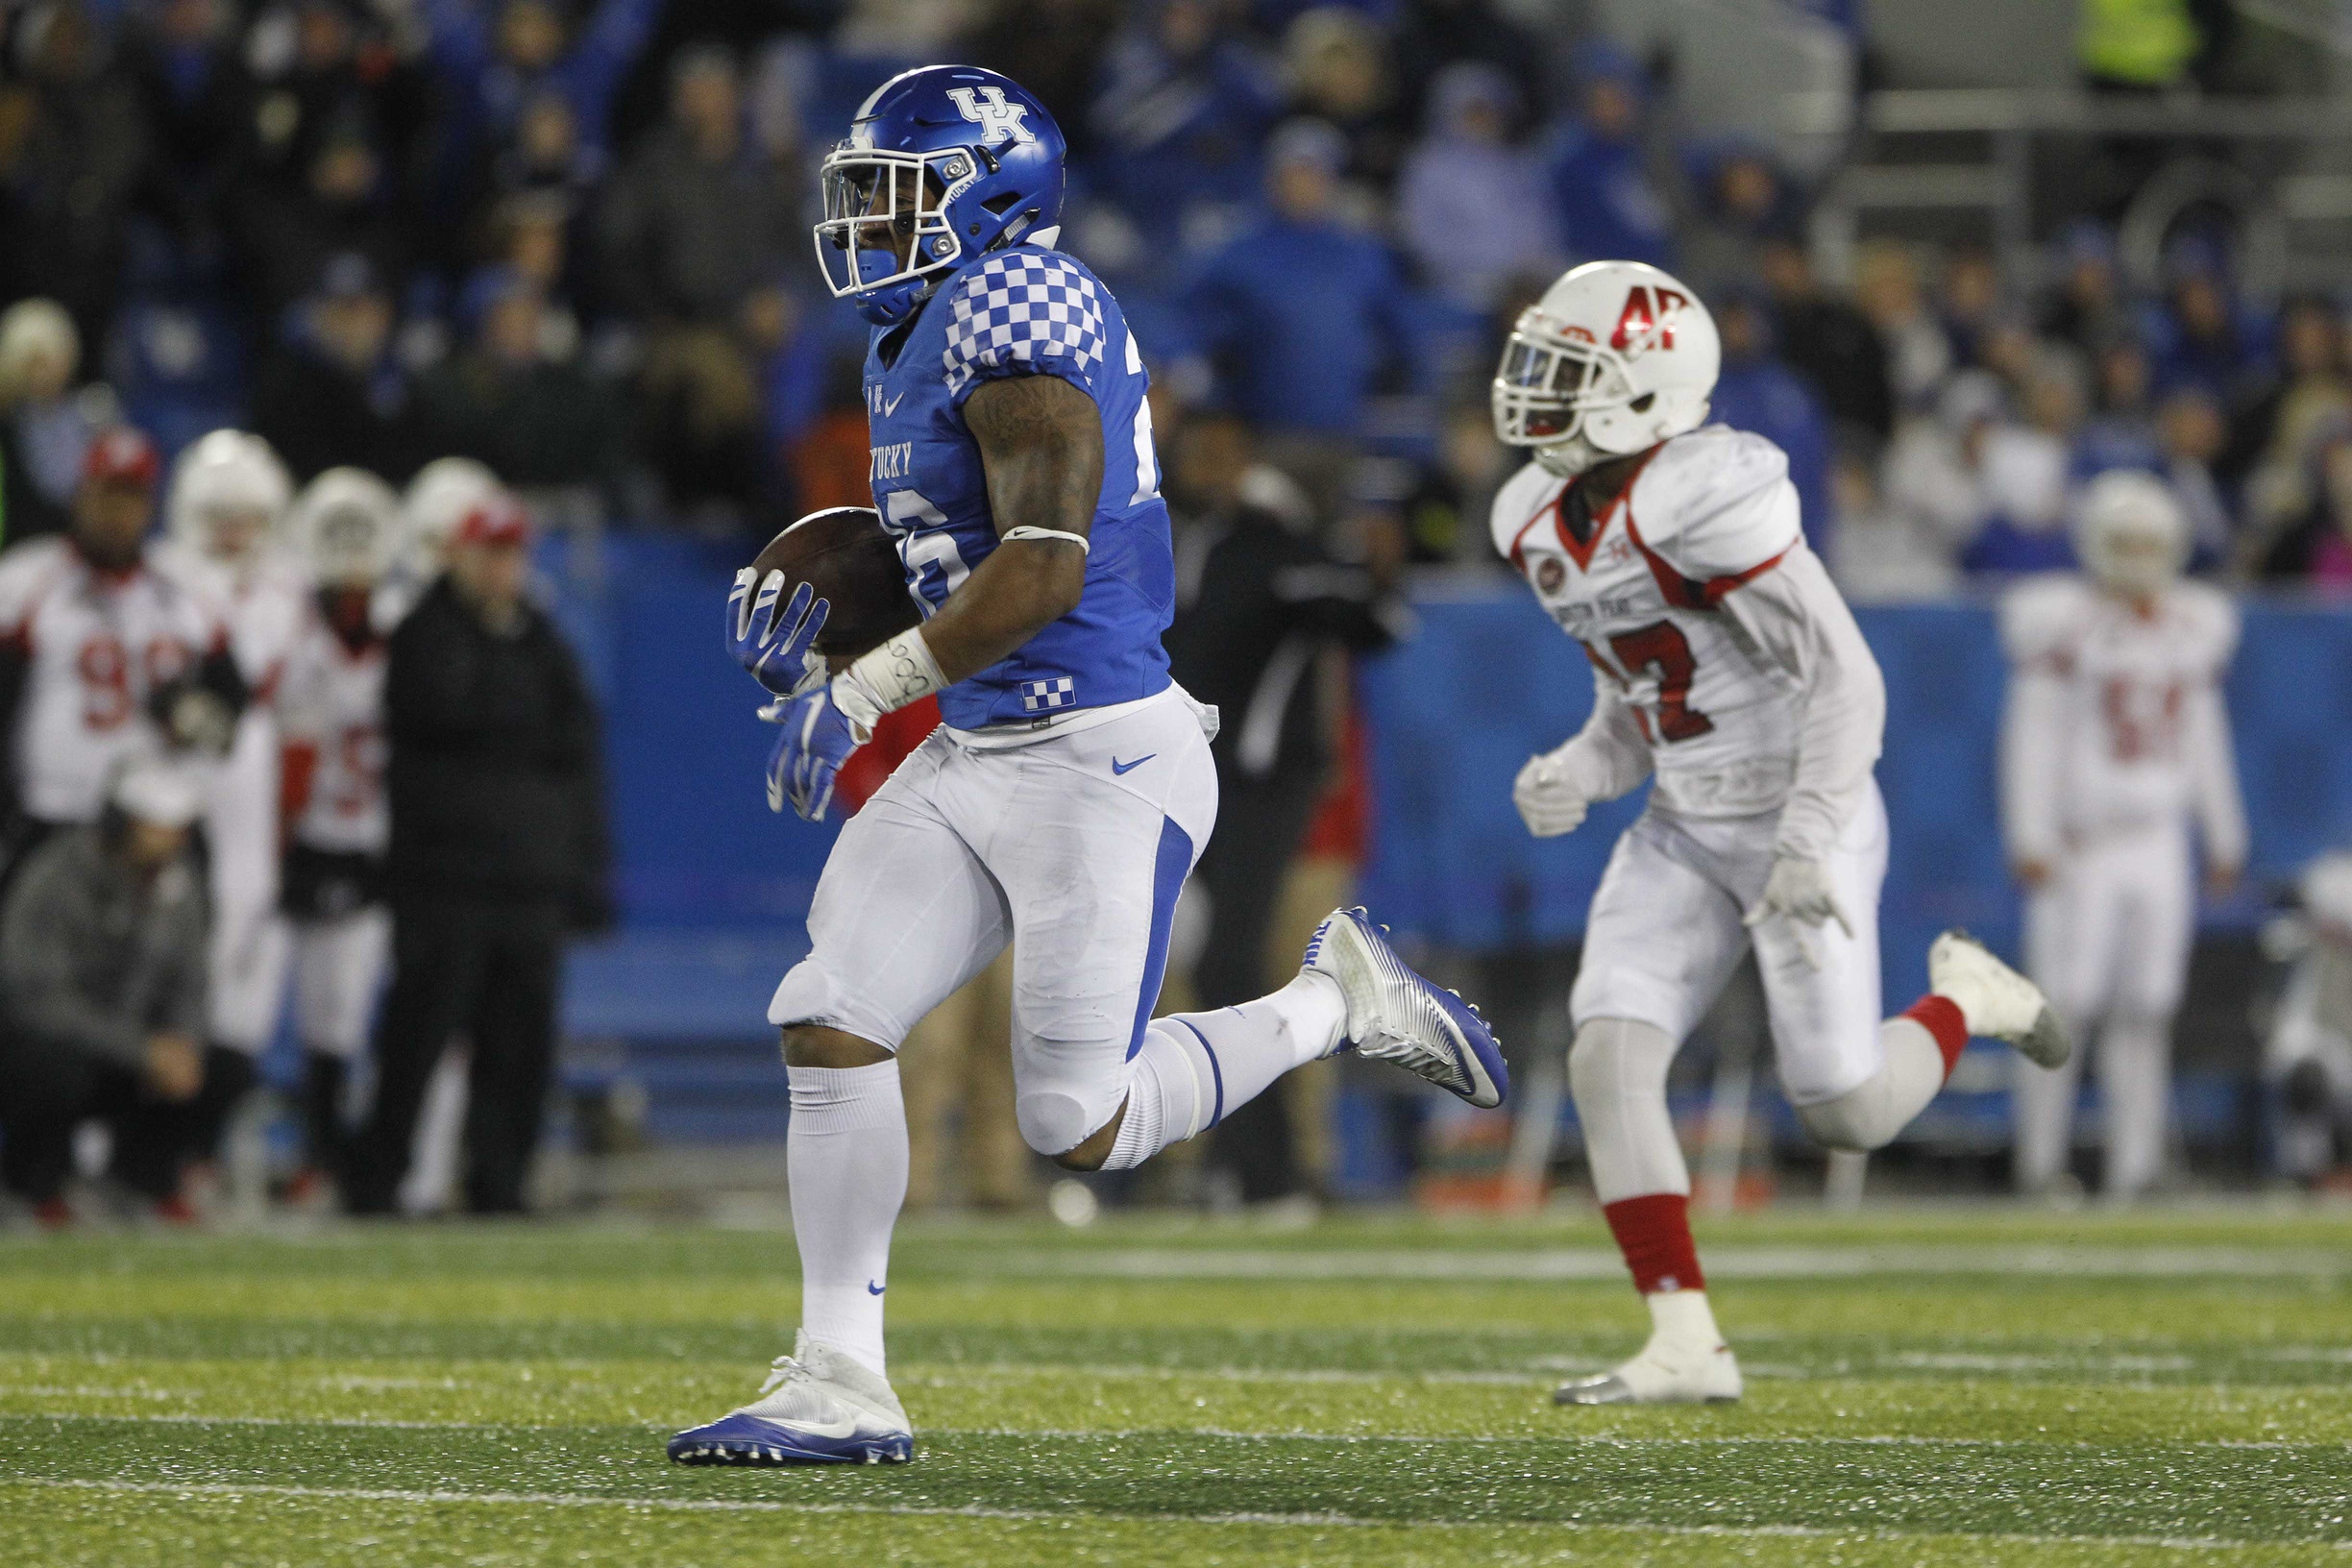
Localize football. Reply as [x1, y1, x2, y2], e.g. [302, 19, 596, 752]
[748, 504, 922, 661]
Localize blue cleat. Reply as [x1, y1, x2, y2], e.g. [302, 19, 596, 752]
[1304, 907, 1508, 1108]
[667, 1332, 914, 1466]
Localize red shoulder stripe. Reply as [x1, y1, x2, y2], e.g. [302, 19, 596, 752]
[1700, 545, 1791, 605]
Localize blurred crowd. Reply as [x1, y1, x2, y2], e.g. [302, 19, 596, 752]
[4, 0, 2350, 597]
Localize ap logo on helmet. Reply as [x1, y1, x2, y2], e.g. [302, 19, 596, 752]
[945, 86, 1035, 145]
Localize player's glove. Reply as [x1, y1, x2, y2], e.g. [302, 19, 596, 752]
[764, 683, 864, 821]
[1742, 855, 1853, 970]
[728, 568, 829, 699]
[1512, 747, 1593, 838]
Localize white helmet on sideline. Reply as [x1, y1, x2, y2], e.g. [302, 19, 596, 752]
[291, 467, 405, 588]
[403, 456, 500, 572]
[1492, 260, 1721, 478]
[2074, 469, 2187, 600]
[167, 429, 291, 566]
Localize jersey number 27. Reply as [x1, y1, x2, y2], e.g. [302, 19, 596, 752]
[1590, 621, 1714, 743]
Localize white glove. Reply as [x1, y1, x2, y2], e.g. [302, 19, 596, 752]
[1743, 855, 1854, 970]
[1513, 747, 1591, 839]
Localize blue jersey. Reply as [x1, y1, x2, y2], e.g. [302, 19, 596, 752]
[863, 243, 1174, 729]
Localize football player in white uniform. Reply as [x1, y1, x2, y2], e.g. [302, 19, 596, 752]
[0, 427, 244, 856]
[1490, 262, 2070, 1405]
[277, 469, 408, 1190]
[158, 430, 309, 1069]
[1999, 471, 2245, 1200]
[395, 456, 499, 610]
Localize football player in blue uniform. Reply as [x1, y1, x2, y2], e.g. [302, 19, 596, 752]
[666, 65, 1507, 1468]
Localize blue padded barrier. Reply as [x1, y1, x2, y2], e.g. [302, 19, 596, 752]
[546, 528, 2352, 1078]
[1356, 580, 2352, 1014]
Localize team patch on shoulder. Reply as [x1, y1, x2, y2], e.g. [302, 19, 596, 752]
[942, 252, 1108, 397]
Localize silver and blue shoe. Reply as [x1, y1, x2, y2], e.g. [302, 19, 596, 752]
[1305, 906, 1508, 1109]
[667, 1331, 914, 1466]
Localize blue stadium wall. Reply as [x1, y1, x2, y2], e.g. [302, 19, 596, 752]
[552, 534, 2352, 1051]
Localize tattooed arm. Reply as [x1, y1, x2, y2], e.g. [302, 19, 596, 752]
[916, 374, 1103, 685]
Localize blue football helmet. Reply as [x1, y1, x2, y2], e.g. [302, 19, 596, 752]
[813, 65, 1068, 326]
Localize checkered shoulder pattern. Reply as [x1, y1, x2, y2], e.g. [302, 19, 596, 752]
[941, 251, 1109, 401]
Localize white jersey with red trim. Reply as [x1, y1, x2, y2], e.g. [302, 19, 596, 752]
[1489, 426, 1809, 819]
[0, 537, 229, 824]
[154, 544, 310, 705]
[1998, 575, 2245, 863]
[278, 605, 389, 856]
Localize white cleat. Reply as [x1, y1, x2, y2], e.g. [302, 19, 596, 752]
[666, 1331, 914, 1465]
[1304, 907, 1508, 1108]
[1928, 930, 2070, 1068]
[1555, 1338, 1744, 1406]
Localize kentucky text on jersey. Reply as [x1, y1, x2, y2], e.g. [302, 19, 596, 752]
[863, 241, 1173, 728]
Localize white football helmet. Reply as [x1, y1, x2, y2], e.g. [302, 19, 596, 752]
[403, 456, 501, 573]
[1492, 260, 1721, 478]
[167, 429, 292, 567]
[2075, 469, 2187, 600]
[291, 467, 405, 589]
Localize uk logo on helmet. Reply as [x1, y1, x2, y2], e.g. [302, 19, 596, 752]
[1611, 285, 1690, 354]
[945, 85, 1036, 145]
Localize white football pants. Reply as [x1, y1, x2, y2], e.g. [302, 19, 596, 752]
[204, 706, 288, 1054]
[769, 685, 1217, 1156]
[1572, 784, 1890, 1106]
[289, 908, 392, 1060]
[2016, 823, 2193, 1196]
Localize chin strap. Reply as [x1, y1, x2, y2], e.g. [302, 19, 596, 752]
[1001, 526, 1090, 553]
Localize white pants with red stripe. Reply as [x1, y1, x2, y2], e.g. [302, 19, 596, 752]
[1570, 784, 1889, 1106]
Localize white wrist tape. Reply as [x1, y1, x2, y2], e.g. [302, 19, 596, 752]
[832, 627, 946, 738]
[1001, 526, 1090, 553]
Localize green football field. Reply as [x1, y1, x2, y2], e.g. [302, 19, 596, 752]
[4, 1204, 2349, 1566]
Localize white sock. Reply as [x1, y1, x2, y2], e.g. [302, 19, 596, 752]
[1645, 1287, 1725, 1351]
[2099, 1012, 2172, 1198]
[1101, 972, 1345, 1170]
[1796, 1017, 1951, 1152]
[786, 1061, 906, 1380]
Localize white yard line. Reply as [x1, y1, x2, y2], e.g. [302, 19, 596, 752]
[10, 1476, 2342, 1554]
[0, 1409, 2320, 1451]
[989, 1244, 2352, 1282]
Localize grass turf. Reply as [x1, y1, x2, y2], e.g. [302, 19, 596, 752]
[2, 1205, 2348, 1565]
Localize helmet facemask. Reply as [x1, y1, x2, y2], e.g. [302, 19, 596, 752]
[814, 146, 980, 322]
[1491, 312, 1649, 478]
[2083, 518, 2183, 600]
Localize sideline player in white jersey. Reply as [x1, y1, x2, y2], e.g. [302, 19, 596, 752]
[0, 427, 245, 857]
[1489, 261, 2070, 1405]
[276, 468, 408, 1190]
[157, 430, 309, 1067]
[667, 66, 1505, 1469]
[1999, 471, 2245, 1200]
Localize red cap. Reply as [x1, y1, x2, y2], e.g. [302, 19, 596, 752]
[82, 426, 160, 488]
[453, 494, 532, 548]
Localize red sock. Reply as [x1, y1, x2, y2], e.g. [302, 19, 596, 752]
[1903, 994, 1970, 1078]
[1601, 1192, 1705, 1295]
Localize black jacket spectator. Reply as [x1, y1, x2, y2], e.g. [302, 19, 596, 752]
[249, 255, 426, 482]
[383, 577, 610, 913]
[1761, 236, 1893, 444]
[347, 554, 613, 1218]
[416, 272, 625, 491]
[591, 48, 798, 325]
[1164, 417, 1405, 1205]
[1167, 495, 1404, 784]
